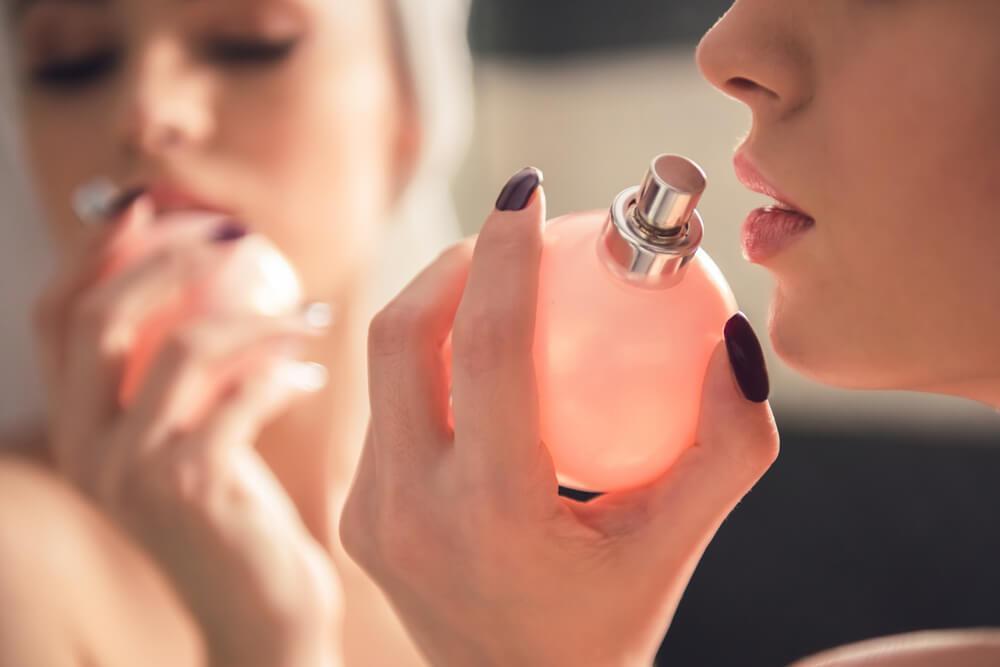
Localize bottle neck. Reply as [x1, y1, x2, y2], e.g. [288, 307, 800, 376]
[597, 185, 703, 289]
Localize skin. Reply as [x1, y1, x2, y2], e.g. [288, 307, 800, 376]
[3, 1, 999, 666]
[697, 0, 1000, 400]
[343, 0, 1000, 665]
[343, 193, 780, 666]
[0, 0, 425, 664]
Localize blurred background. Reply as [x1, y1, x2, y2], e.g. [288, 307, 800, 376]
[460, 1, 1000, 665]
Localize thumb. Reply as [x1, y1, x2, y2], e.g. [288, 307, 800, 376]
[604, 313, 778, 550]
[694, 311, 778, 483]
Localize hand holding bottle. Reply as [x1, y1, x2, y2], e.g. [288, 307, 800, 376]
[341, 169, 779, 666]
[35, 189, 342, 667]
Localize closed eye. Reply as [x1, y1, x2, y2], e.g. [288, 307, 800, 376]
[202, 37, 300, 66]
[29, 48, 119, 89]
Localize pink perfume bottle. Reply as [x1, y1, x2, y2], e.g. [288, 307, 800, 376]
[534, 155, 737, 493]
[119, 222, 306, 407]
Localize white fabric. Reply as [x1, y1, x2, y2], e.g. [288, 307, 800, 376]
[0, 0, 473, 431]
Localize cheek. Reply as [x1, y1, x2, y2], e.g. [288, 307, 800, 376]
[771, 28, 1000, 390]
[828, 13, 1000, 291]
[20, 102, 112, 243]
[224, 64, 398, 298]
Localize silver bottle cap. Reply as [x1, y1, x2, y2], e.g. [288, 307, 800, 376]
[598, 154, 707, 288]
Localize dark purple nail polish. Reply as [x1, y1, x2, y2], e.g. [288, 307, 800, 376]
[211, 220, 248, 243]
[104, 186, 147, 218]
[495, 167, 543, 212]
[724, 312, 770, 403]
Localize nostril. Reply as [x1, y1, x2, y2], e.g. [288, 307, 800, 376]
[728, 77, 759, 93]
[726, 76, 780, 101]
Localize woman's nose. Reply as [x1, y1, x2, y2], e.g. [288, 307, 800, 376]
[116, 37, 215, 159]
[696, 0, 813, 122]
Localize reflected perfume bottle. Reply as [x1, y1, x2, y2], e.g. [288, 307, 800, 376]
[534, 155, 737, 493]
[119, 218, 305, 406]
[73, 182, 307, 407]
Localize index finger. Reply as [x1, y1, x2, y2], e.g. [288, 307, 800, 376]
[450, 168, 551, 491]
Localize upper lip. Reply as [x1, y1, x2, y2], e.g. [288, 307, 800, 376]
[733, 150, 813, 219]
[138, 182, 234, 217]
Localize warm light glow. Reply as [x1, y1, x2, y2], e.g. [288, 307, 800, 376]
[535, 210, 737, 492]
[120, 233, 303, 408]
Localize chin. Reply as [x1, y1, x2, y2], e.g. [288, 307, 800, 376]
[766, 289, 912, 392]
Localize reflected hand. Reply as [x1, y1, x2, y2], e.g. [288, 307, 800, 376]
[35, 191, 342, 667]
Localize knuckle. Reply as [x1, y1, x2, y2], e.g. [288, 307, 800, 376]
[163, 456, 207, 503]
[339, 492, 374, 566]
[731, 418, 781, 480]
[375, 518, 422, 576]
[455, 494, 504, 552]
[121, 444, 213, 509]
[368, 494, 418, 572]
[438, 238, 475, 265]
[368, 302, 425, 359]
[452, 309, 511, 376]
[479, 213, 541, 259]
[154, 245, 194, 272]
[754, 422, 781, 470]
[158, 454, 225, 510]
[159, 328, 205, 368]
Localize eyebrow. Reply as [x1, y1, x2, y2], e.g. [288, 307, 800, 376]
[8, 0, 109, 21]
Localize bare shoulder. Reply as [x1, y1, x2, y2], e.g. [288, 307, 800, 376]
[792, 629, 1000, 667]
[0, 452, 205, 667]
[0, 451, 86, 545]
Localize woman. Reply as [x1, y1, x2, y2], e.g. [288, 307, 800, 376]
[0, 0, 470, 665]
[341, 1, 1000, 666]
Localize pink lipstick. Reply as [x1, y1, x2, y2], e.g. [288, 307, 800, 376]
[733, 151, 815, 263]
[144, 183, 233, 217]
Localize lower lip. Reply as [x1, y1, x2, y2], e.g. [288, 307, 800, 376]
[741, 206, 815, 263]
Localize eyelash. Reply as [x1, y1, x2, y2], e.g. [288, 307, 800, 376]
[30, 49, 120, 89]
[29, 38, 300, 90]
[202, 37, 299, 64]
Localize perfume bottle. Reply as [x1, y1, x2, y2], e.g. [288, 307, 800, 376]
[121, 219, 305, 406]
[534, 155, 737, 493]
[74, 184, 306, 406]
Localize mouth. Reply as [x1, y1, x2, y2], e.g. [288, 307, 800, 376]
[140, 182, 236, 218]
[733, 151, 816, 263]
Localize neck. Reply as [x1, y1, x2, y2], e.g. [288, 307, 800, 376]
[256, 282, 371, 547]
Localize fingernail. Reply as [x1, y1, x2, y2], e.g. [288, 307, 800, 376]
[724, 312, 770, 403]
[495, 166, 543, 212]
[301, 301, 336, 330]
[210, 220, 248, 243]
[103, 186, 148, 218]
[276, 361, 329, 393]
[72, 178, 120, 225]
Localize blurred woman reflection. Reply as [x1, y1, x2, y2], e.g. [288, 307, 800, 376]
[0, 0, 470, 665]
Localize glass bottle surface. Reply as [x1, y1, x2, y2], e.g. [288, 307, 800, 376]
[535, 209, 737, 492]
[118, 221, 302, 406]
